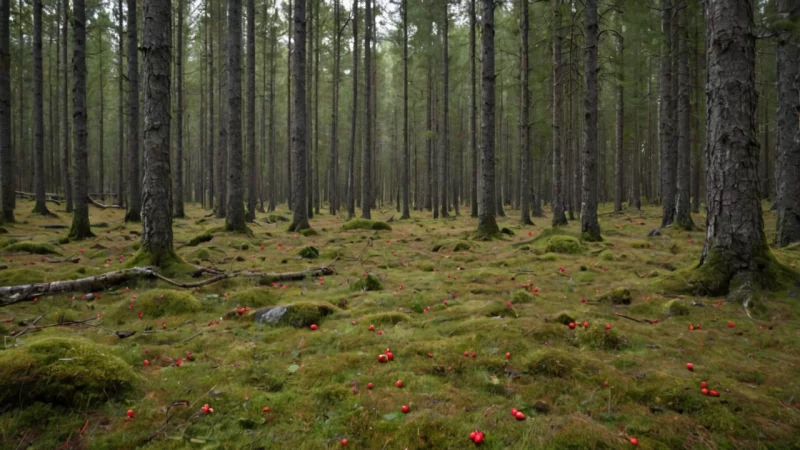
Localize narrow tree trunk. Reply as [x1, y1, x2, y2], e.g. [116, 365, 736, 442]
[775, 0, 800, 247]
[518, 0, 532, 225]
[268, 16, 277, 212]
[49, 13, 57, 195]
[125, 0, 141, 222]
[98, 31, 105, 202]
[140, 0, 174, 262]
[286, 0, 293, 208]
[476, 0, 499, 236]
[245, 0, 257, 222]
[438, 1, 449, 218]
[225, 0, 246, 230]
[173, 0, 185, 218]
[469, 0, 477, 218]
[206, 0, 215, 210]
[361, 0, 372, 219]
[32, 0, 50, 215]
[551, 0, 567, 227]
[289, 0, 310, 230]
[675, 0, 695, 229]
[313, 0, 320, 215]
[660, 0, 676, 227]
[69, 0, 93, 240]
[216, 0, 228, 218]
[614, 21, 624, 214]
[691, 15, 701, 214]
[426, 62, 434, 213]
[117, 0, 125, 207]
[400, 0, 410, 219]
[346, 0, 357, 219]
[61, 0, 73, 214]
[581, 0, 601, 240]
[305, 0, 313, 219]
[0, 0, 11, 223]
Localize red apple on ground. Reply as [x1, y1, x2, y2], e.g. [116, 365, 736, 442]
[700, 381, 708, 388]
[401, 405, 410, 414]
[605, 324, 612, 330]
[310, 324, 318, 330]
[126, 409, 135, 419]
[603, 381, 609, 387]
[511, 408, 518, 416]
[583, 321, 589, 329]
[463, 351, 469, 357]
[569, 322, 576, 329]
[143, 360, 150, 367]
[629, 437, 638, 446]
[505, 352, 511, 359]
[701, 388, 709, 395]
[686, 363, 694, 371]
[728, 322, 735, 328]
[341, 438, 348, 446]
[369, 324, 375, 331]
[367, 383, 373, 390]
[395, 380, 403, 388]
[709, 390, 720, 397]
[515, 411, 525, 421]
[471, 352, 477, 358]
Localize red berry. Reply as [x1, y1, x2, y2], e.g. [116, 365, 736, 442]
[701, 388, 709, 395]
[473, 432, 484, 444]
[428, 352, 434, 358]
[688, 324, 694, 330]
[262, 406, 271, 412]
[126, 409, 135, 419]
[471, 352, 477, 358]
[583, 321, 589, 329]
[511, 408, 518, 416]
[377, 330, 383, 335]
[605, 324, 612, 330]
[629, 437, 638, 446]
[237, 308, 245, 315]
[728, 322, 735, 328]
[709, 390, 720, 397]
[377, 354, 388, 363]
[463, 351, 469, 357]
[569, 322, 576, 329]
[341, 439, 348, 446]
[143, 360, 150, 367]
[700, 381, 708, 388]
[515, 411, 525, 421]
[686, 363, 694, 371]
[469, 431, 477, 441]
[401, 405, 410, 414]
[369, 325, 375, 331]
[367, 383, 373, 390]
[603, 381, 609, 387]
[505, 352, 511, 359]
[395, 380, 403, 388]
[310, 324, 318, 330]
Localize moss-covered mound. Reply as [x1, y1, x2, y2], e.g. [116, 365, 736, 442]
[350, 274, 383, 291]
[113, 288, 201, 321]
[526, 349, 583, 378]
[267, 214, 290, 223]
[0, 338, 142, 408]
[233, 287, 281, 308]
[254, 302, 338, 328]
[431, 239, 472, 252]
[596, 287, 632, 305]
[578, 327, 624, 350]
[342, 218, 392, 231]
[544, 235, 583, 254]
[299, 246, 320, 259]
[360, 312, 411, 325]
[2, 241, 59, 255]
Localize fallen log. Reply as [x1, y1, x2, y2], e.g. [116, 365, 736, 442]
[87, 196, 123, 209]
[16, 191, 63, 205]
[0, 266, 336, 307]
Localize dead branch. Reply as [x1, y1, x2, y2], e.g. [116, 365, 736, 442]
[0, 266, 336, 307]
[15, 191, 62, 205]
[87, 196, 123, 209]
[140, 400, 190, 445]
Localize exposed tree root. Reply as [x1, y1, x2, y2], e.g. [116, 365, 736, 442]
[0, 266, 336, 307]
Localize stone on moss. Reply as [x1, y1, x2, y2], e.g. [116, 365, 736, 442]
[545, 235, 583, 254]
[350, 274, 383, 291]
[0, 338, 142, 408]
[253, 302, 337, 327]
[596, 287, 632, 305]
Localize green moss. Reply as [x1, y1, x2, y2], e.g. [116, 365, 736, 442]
[552, 311, 576, 325]
[598, 249, 614, 261]
[126, 249, 193, 276]
[267, 214, 290, 222]
[232, 287, 280, 307]
[299, 228, 319, 237]
[431, 239, 472, 252]
[539, 252, 558, 261]
[350, 274, 383, 291]
[630, 241, 650, 249]
[545, 235, 584, 254]
[320, 247, 344, 259]
[527, 349, 580, 378]
[596, 287, 632, 305]
[191, 248, 211, 261]
[578, 327, 624, 350]
[512, 289, 534, 304]
[360, 312, 411, 325]
[0, 237, 17, 249]
[112, 288, 201, 321]
[0, 338, 142, 408]
[2, 241, 59, 255]
[274, 302, 337, 328]
[666, 300, 690, 316]
[298, 246, 320, 259]
[342, 218, 392, 231]
[0, 268, 46, 285]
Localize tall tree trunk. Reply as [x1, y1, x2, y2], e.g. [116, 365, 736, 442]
[206, 0, 215, 210]
[329, 0, 340, 215]
[245, 0, 257, 222]
[580, 0, 601, 240]
[98, 31, 105, 201]
[0, 0, 11, 223]
[519, 0, 532, 225]
[675, 0, 695, 229]
[400, 0, 410, 219]
[476, 0, 499, 236]
[614, 19, 624, 214]
[439, 1, 449, 218]
[426, 62, 434, 213]
[360, 0, 372, 219]
[696, 0, 774, 294]
[226, 0, 246, 230]
[140, 0, 174, 262]
[551, 0, 567, 227]
[216, 0, 228, 218]
[268, 16, 277, 212]
[69, 0, 93, 240]
[305, 0, 313, 218]
[346, 0, 357, 219]
[125, 0, 141, 222]
[32, 0, 50, 215]
[775, 0, 800, 247]
[313, 0, 320, 215]
[49, 12, 57, 195]
[62, 0, 73, 214]
[286, 0, 293, 208]
[289, 0, 310, 230]
[173, 0, 185, 217]
[469, 0, 477, 217]
[660, 0, 677, 227]
[692, 15, 701, 214]
[117, 0, 125, 207]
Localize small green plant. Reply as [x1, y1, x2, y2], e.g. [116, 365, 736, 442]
[545, 235, 583, 254]
[299, 246, 320, 259]
[351, 274, 383, 291]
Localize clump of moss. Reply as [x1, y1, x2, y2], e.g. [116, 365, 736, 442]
[267, 214, 290, 222]
[596, 287, 632, 305]
[598, 249, 614, 261]
[351, 274, 383, 291]
[298, 246, 320, 259]
[431, 239, 471, 252]
[483, 301, 517, 318]
[233, 287, 280, 307]
[185, 231, 213, 247]
[0, 338, 142, 408]
[342, 218, 392, 231]
[527, 349, 579, 378]
[360, 312, 410, 325]
[545, 235, 583, 254]
[539, 252, 558, 261]
[113, 289, 201, 321]
[630, 241, 650, 249]
[666, 300, 690, 316]
[578, 327, 624, 350]
[191, 248, 211, 261]
[512, 289, 534, 304]
[421, 264, 435, 272]
[299, 228, 319, 237]
[320, 247, 344, 259]
[0, 237, 17, 249]
[2, 241, 59, 255]
[274, 302, 337, 328]
[552, 311, 576, 325]
[0, 268, 46, 285]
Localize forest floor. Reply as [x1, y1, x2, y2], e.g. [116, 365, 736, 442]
[0, 199, 799, 449]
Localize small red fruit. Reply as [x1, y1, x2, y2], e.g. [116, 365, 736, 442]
[237, 308, 245, 315]
[709, 390, 720, 397]
[428, 352, 434, 358]
[686, 363, 694, 371]
[569, 322, 576, 329]
[367, 383, 373, 390]
[580, 298, 586, 303]
[629, 437, 639, 446]
[515, 411, 525, 421]
[386, 352, 394, 361]
[470, 431, 477, 441]
[511, 408, 518, 416]
[583, 321, 589, 329]
[401, 405, 410, 414]
[728, 321, 735, 328]
[377, 330, 383, 335]
[473, 432, 484, 444]
[605, 324, 612, 330]
[701, 388, 709, 395]
[395, 380, 403, 388]
[471, 352, 477, 358]
[463, 351, 469, 357]
[341, 439, 348, 446]
[262, 406, 271, 412]
[143, 359, 150, 366]
[505, 352, 511, 359]
[369, 324, 375, 331]
[126, 409, 135, 419]
[377, 354, 388, 363]
[603, 381, 609, 387]
[700, 381, 708, 388]
[310, 324, 318, 330]
[688, 324, 695, 331]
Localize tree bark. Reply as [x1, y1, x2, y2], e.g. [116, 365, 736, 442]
[125, 0, 141, 222]
[614, 17, 624, 214]
[518, 0, 532, 225]
[439, 1, 449, 218]
[469, 0, 478, 218]
[675, 0, 695, 230]
[32, 0, 51, 215]
[224, 0, 245, 230]
[61, 0, 73, 214]
[69, 0, 93, 240]
[286, 0, 293, 208]
[329, 0, 340, 215]
[173, 0, 185, 218]
[698, 0, 774, 294]
[0, 0, 10, 223]
[206, 0, 215, 210]
[660, 0, 676, 228]
[289, 0, 310, 231]
[117, 0, 125, 207]
[140, 0, 174, 261]
[775, 0, 800, 247]
[551, 0, 567, 227]
[580, 0, 601, 241]
[268, 15, 277, 212]
[346, 0, 357, 219]
[400, 0, 410, 219]
[245, 0, 257, 222]
[361, 0, 372, 219]
[98, 31, 105, 202]
[216, 0, 228, 219]
[313, 0, 320, 215]
[476, 0, 499, 236]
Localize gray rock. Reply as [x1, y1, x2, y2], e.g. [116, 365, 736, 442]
[254, 306, 288, 325]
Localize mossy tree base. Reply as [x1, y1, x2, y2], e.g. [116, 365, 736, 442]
[580, 231, 603, 242]
[126, 249, 194, 277]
